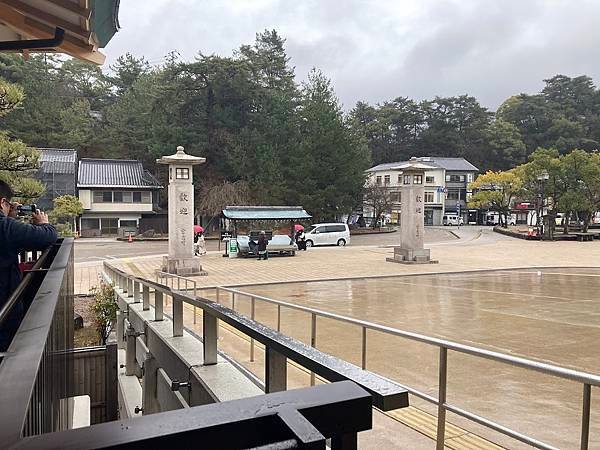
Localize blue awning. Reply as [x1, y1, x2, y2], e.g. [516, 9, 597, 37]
[222, 206, 311, 221]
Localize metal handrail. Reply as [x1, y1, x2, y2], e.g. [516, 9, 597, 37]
[102, 262, 408, 413]
[0, 248, 51, 329]
[217, 286, 596, 450]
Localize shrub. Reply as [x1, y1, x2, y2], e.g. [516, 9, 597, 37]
[90, 281, 118, 345]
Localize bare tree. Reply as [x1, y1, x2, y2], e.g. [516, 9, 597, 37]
[363, 181, 393, 228]
[198, 180, 252, 217]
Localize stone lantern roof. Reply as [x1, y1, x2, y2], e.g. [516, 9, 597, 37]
[156, 146, 206, 166]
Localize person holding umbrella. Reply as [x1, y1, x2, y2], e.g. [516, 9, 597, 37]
[294, 224, 307, 251]
[194, 225, 206, 256]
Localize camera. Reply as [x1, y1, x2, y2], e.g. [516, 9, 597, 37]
[17, 204, 37, 217]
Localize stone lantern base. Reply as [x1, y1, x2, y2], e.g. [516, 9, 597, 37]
[386, 247, 438, 264]
[162, 256, 207, 276]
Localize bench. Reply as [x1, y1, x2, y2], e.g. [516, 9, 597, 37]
[573, 232, 594, 242]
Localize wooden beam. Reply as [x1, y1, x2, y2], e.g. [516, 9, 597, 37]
[0, 4, 105, 64]
[46, 0, 91, 19]
[0, 0, 91, 42]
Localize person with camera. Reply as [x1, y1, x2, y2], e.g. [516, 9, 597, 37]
[0, 180, 58, 351]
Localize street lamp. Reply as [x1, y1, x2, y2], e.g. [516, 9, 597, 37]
[537, 170, 549, 239]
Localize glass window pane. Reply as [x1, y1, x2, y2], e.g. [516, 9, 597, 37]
[133, 192, 142, 203]
[102, 191, 112, 202]
[113, 191, 123, 202]
[93, 191, 103, 202]
[142, 192, 151, 203]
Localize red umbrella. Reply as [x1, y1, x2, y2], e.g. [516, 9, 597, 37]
[294, 224, 304, 231]
[194, 225, 204, 234]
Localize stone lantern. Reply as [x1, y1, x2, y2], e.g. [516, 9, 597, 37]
[157, 146, 206, 275]
[387, 157, 438, 264]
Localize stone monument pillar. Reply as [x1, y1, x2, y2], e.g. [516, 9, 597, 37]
[387, 157, 438, 264]
[157, 146, 207, 276]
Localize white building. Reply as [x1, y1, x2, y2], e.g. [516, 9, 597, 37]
[365, 157, 479, 226]
[77, 159, 163, 237]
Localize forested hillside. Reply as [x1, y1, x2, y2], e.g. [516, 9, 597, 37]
[1, 29, 599, 218]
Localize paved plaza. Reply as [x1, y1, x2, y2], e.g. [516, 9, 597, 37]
[79, 227, 600, 448]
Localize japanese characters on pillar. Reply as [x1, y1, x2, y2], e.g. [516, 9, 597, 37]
[387, 157, 438, 264]
[157, 146, 207, 276]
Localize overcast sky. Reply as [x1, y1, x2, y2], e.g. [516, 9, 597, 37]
[104, 0, 600, 111]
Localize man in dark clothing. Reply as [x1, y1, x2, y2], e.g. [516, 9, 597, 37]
[257, 230, 268, 260]
[0, 181, 58, 351]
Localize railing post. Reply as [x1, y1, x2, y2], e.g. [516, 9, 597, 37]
[172, 294, 183, 337]
[127, 277, 133, 297]
[142, 285, 150, 311]
[125, 325, 137, 376]
[436, 347, 448, 450]
[265, 346, 287, 393]
[203, 311, 218, 365]
[216, 286, 220, 304]
[581, 383, 591, 450]
[154, 291, 163, 321]
[193, 282, 198, 324]
[142, 356, 158, 415]
[250, 296, 256, 362]
[310, 313, 317, 386]
[133, 281, 141, 303]
[121, 275, 127, 293]
[232, 292, 236, 311]
[116, 310, 126, 350]
[277, 304, 281, 332]
[361, 327, 367, 370]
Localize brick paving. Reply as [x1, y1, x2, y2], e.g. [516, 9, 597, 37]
[99, 229, 600, 292]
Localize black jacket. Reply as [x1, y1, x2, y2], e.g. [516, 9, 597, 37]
[0, 212, 58, 308]
[257, 235, 268, 252]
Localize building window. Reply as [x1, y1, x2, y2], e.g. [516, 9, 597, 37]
[413, 175, 423, 184]
[467, 173, 473, 182]
[176, 167, 190, 179]
[446, 189, 460, 200]
[123, 192, 133, 203]
[384, 175, 390, 185]
[446, 174, 465, 183]
[120, 220, 137, 228]
[397, 174, 402, 184]
[403, 175, 411, 185]
[142, 192, 152, 203]
[376, 176, 382, 185]
[426, 176, 434, 184]
[93, 191, 113, 203]
[101, 218, 118, 235]
[113, 191, 123, 202]
[424, 192, 434, 203]
[390, 192, 401, 203]
[81, 218, 99, 231]
[133, 192, 142, 203]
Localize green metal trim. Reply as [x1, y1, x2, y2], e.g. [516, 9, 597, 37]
[91, 0, 120, 48]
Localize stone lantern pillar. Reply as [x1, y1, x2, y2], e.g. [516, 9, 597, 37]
[157, 146, 207, 275]
[387, 157, 438, 264]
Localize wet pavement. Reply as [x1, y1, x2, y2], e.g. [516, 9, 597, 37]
[231, 268, 600, 449]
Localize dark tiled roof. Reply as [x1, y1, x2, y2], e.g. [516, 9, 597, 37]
[78, 159, 162, 189]
[38, 148, 77, 174]
[367, 157, 478, 172]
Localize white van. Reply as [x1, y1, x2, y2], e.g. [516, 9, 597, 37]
[442, 214, 464, 226]
[305, 223, 351, 247]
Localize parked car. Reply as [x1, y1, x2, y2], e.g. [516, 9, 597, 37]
[305, 223, 350, 247]
[442, 214, 464, 226]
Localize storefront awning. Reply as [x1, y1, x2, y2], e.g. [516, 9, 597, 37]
[222, 206, 312, 221]
[0, 0, 120, 64]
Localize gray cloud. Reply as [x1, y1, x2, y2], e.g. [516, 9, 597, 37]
[104, 0, 600, 110]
